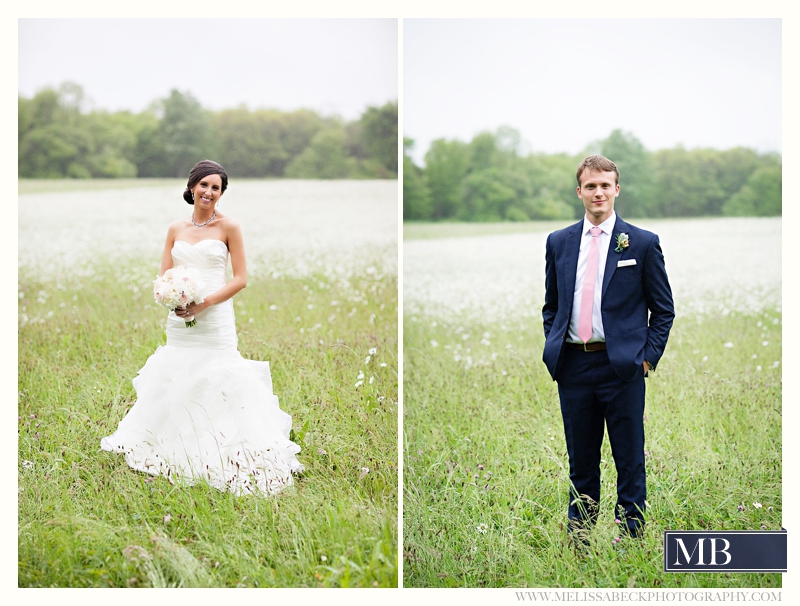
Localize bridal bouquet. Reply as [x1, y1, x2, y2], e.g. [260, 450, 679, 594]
[153, 266, 205, 327]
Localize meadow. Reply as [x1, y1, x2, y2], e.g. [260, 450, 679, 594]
[18, 180, 398, 588]
[402, 218, 782, 588]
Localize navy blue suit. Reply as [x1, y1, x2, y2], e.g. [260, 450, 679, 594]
[542, 215, 674, 534]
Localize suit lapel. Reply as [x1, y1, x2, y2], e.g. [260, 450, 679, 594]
[602, 215, 628, 297]
[563, 220, 583, 303]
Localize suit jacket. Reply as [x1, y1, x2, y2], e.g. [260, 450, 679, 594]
[542, 215, 675, 382]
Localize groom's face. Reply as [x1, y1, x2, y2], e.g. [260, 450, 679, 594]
[577, 169, 620, 225]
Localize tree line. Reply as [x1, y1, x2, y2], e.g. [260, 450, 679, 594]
[18, 82, 398, 180]
[404, 127, 781, 220]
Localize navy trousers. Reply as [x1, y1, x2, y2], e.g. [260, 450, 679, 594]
[555, 346, 646, 535]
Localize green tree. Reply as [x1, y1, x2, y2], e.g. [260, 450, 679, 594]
[131, 111, 169, 178]
[18, 81, 402, 181]
[211, 108, 289, 177]
[594, 129, 657, 218]
[157, 90, 211, 178]
[424, 139, 470, 219]
[19, 123, 94, 178]
[285, 127, 353, 179]
[651, 147, 726, 217]
[18, 96, 33, 147]
[279, 109, 326, 159]
[493, 125, 526, 171]
[469, 131, 499, 172]
[403, 138, 432, 220]
[81, 111, 139, 177]
[19, 83, 94, 178]
[29, 87, 61, 126]
[459, 167, 533, 222]
[359, 101, 398, 176]
[522, 153, 581, 220]
[723, 163, 781, 216]
[715, 147, 765, 200]
[345, 116, 395, 179]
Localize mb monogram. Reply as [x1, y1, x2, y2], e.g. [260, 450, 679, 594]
[664, 530, 786, 573]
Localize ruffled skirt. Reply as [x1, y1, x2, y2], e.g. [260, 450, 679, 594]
[101, 344, 304, 495]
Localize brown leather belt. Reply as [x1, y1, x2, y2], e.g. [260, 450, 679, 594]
[566, 342, 607, 352]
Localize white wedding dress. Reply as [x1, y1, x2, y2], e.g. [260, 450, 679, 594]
[101, 239, 303, 495]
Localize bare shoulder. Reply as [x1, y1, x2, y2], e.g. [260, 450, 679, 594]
[165, 219, 186, 239]
[218, 214, 243, 238]
[208, 214, 241, 251]
[219, 214, 241, 229]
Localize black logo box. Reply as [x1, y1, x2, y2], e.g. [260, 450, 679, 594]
[664, 530, 786, 572]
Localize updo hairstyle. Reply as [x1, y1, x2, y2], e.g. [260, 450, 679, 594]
[183, 160, 229, 204]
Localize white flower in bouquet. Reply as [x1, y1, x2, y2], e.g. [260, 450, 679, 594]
[153, 266, 205, 327]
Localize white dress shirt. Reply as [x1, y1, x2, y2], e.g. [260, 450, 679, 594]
[567, 212, 616, 343]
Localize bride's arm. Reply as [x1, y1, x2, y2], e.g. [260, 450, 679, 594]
[186, 219, 247, 314]
[159, 222, 178, 275]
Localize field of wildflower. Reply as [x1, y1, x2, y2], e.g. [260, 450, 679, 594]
[403, 218, 782, 588]
[18, 180, 399, 588]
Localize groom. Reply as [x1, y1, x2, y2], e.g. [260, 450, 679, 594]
[541, 155, 674, 539]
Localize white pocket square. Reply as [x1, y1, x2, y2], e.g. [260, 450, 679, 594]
[617, 259, 637, 267]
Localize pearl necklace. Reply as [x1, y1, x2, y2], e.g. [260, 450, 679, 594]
[192, 209, 216, 227]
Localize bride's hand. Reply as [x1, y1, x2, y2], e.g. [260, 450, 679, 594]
[176, 302, 206, 317]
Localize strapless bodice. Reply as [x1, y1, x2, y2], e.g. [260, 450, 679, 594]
[172, 239, 229, 292]
[167, 239, 237, 350]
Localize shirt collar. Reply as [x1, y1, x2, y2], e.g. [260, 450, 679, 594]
[583, 211, 616, 236]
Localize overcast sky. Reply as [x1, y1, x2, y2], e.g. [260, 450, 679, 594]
[19, 19, 397, 119]
[404, 19, 781, 165]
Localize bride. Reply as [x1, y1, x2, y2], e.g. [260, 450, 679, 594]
[101, 160, 304, 495]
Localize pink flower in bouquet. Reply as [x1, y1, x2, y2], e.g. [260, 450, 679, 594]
[153, 266, 205, 327]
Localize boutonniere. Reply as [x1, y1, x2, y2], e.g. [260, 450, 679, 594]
[614, 233, 630, 253]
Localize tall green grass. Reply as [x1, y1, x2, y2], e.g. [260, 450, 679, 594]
[18, 260, 398, 587]
[403, 311, 781, 588]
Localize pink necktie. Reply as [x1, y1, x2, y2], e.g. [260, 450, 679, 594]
[578, 227, 602, 344]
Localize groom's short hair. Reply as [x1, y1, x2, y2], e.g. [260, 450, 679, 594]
[576, 155, 619, 186]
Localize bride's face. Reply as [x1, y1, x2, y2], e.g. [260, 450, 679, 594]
[191, 174, 224, 210]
